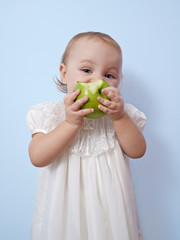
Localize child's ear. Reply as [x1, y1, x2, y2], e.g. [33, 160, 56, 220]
[59, 63, 67, 84]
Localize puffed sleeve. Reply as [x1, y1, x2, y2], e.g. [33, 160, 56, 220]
[26, 101, 65, 135]
[124, 103, 147, 131]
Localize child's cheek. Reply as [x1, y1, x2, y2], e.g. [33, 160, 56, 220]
[105, 79, 119, 88]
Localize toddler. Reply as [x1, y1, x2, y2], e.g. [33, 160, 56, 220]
[26, 31, 146, 240]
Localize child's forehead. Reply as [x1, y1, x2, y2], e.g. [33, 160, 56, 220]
[63, 36, 122, 67]
[73, 36, 114, 48]
[70, 36, 122, 57]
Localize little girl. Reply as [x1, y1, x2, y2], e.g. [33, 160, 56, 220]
[26, 31, 146, 240]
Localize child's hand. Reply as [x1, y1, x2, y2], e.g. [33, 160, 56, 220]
[64, 89, 94, 127]
[97, 87, 124, 121]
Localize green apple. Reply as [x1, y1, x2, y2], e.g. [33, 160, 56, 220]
[74, 79, 110, 119]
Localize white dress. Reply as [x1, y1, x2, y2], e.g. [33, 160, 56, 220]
[26, 101, 146, 240]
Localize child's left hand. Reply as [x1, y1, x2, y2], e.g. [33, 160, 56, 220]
[97, 87, 124, 121]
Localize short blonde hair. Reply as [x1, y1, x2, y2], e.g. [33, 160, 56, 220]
[55, 31, 122, 93]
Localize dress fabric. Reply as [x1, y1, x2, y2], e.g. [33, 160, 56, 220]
[26, 101, 146, 240]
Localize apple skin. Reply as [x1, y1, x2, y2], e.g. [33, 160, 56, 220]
[74, 79, 110, 119]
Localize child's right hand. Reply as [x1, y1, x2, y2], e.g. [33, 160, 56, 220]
[64, 89, 94, 127]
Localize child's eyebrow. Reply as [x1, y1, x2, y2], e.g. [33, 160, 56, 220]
[107, 66, 120, 72]
[79, 59, 95, 65]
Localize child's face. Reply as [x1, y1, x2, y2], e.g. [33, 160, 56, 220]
[60, 37, 122, 93]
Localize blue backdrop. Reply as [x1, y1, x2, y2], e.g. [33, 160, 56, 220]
[0, 0, 179, 239]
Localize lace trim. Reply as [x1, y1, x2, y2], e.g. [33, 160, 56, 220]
[27, 102, 146, 157]
[68, 117, 117, 157]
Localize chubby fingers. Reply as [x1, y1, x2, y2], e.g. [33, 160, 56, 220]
[64, 89, 94, 115]
[97, 87, 124, 120]
[72, 95, 88, 111]
[97, 97, 123, 112]
[64, 89, 81, 106]
[98, 87, 123, 109]
[72, 96, 94, 116]
[102, 87, 121, 101]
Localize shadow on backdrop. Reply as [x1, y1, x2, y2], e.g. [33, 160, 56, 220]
[121, 70, 173, 239]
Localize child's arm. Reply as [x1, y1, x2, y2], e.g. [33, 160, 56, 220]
[112, 113, 146, 158]
[29, 121, 80, 167]
[98, 87, 146, 158]
[28, 89, 94, 167]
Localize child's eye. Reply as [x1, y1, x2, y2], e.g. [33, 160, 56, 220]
[82, 68, 91, 73]
[105, 73, 114, 79]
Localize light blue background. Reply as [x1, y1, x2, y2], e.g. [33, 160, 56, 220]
[0, 0, 179, 239]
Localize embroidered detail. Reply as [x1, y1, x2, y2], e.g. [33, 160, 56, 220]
[26, 102, 146, 157]
[69, 117, 117, 157]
